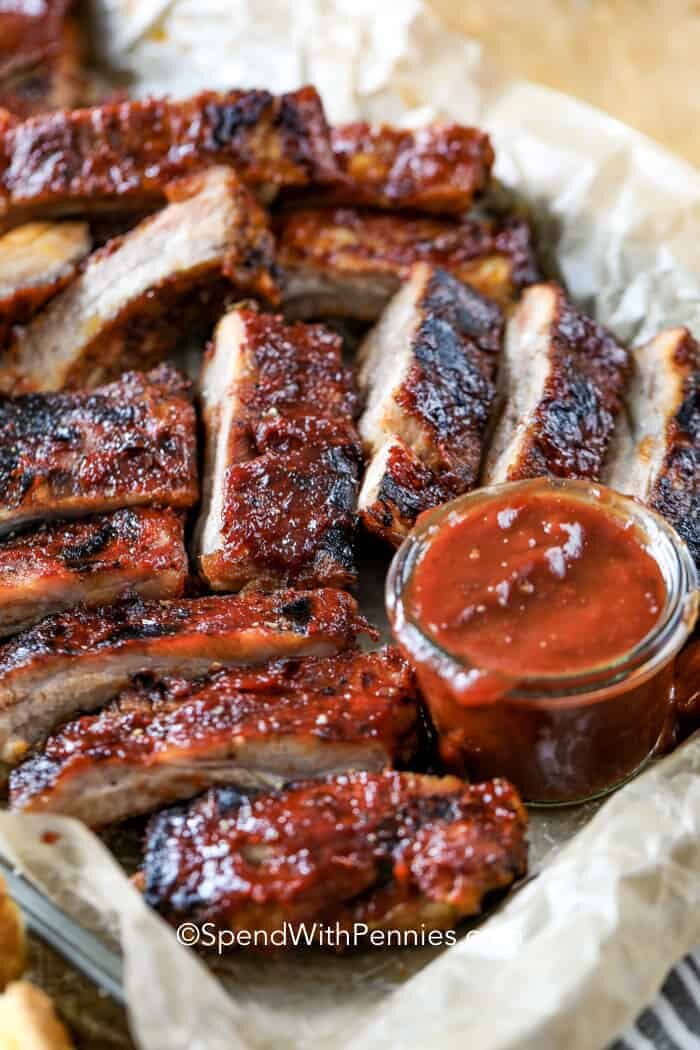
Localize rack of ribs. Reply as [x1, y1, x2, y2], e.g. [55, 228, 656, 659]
[605, 328, 699, 565]
[0, 364, 198, 536]
[313, 122, 494, 214]
[0, 508, 187, 638]
[0, 589, 371, 767]
[277, 207, 539, 320]
[483, 282, 630, 483]
[10, 647, 417, 827]
[141, 772, 527, 942]
[0, 1, 83, 118]
[2, 167, 278, 392]
[196, 306, 362, 591]
[357, 263, 504, 546]
[0, 86, 338, 231]
[0, 221, 90, 349]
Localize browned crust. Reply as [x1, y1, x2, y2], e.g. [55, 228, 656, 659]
[142, 772, 527, 939]
[647, 329, 699, 564]
[0, 2, 83, 118]
[0, 86, 338, 230]
[10, 648, 419, 823]
[0, 364, 199, 534]
[277, 206, 539, 318]
[199, 309, 362, 592]
[309, 122, 494, 214]
[508, 284, 630, 481]
[359, 438, 458, 548]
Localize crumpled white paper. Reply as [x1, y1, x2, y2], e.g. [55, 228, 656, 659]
[2, 1, 700, 1047]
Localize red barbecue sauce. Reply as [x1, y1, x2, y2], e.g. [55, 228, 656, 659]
[406, 491, 665, 679]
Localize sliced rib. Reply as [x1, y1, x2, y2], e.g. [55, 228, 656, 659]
[142, 772, 527, 940]
[319, 122, 494, 214]
[278, 207, 539, 320]
[0, 1, 83, 117]
[2, 167, 278, 392]
[357, 263, 503, 545]
[11, 647, 417, 826]
[0, 588, 371, 766]
[0, 507, 187, 638]
[482, 282, 630, 483]
[196, 307, 361, 591]
[0, 86, 337, 230]
[0, 364, 198, 536]
[0, 220, 90, 348]
[605, 327, 699, 564]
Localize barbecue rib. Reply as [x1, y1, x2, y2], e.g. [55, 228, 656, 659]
[142, 772, 527, 941]
[0, 1, 82, 118]
[0, 508, 187, 638]
[318, 122, 494, 214]
[11, 647, 418, 826]
[196, 306, 362, 591]
[2, 167, 278, 392]
[483, 282, 630, 484]
[605, 327, 699, 565]
[357, 263, 503, 546]
[0, 364, 198, 536]
[0, 221, 90, 348]
[0, 86, 337, 230]
[277, 207, 539, 320]
[0, 589, 370, 766]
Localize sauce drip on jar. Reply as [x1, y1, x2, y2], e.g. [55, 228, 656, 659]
[406, 491, 666, 679]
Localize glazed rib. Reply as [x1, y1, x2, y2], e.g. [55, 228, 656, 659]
[0, 221, 90, 348]
[11, 648, 417, 826]
[605, 328, 699, 565]
[0, 86, 337, 230]
[277, 207, 539, 320]
[2, 167, 278, 392]
[319, 122, 494, 214]
[0, 508, 187, 638]
[142, 772, 527, 941]
[0, 364, 198, 537]
[196, 307, 361, 591]
[0, 589, 370, 766]
[483, 283, 630, 483]
[0, 1, 82, 118]
[357, 263, 503, 546]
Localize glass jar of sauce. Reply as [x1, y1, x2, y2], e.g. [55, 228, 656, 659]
[386, 479, 698, 804]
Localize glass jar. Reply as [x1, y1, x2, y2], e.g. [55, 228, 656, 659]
[386, 479, 698, 804]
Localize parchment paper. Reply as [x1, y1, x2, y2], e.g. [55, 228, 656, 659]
[2, 1, 700, 1047]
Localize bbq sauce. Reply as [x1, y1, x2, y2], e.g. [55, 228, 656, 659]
[406, 490, 665, 679]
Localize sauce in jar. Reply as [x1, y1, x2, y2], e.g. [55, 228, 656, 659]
[387, 479, 698, 804]
[407, 490, 666, 679]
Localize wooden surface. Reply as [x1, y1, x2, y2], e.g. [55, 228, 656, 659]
[429, 0, 700, 167]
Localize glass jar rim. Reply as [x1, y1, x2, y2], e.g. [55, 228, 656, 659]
[385, 478, 699, 704]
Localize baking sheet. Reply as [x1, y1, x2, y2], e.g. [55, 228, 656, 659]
[2, 1, 700, 1047]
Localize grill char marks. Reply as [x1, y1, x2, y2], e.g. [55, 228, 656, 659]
[0, 1, 83, 118]
[358, 264, 503, 546]
[0, 364, 198, 536]
[483, 283, 630, 484]
[605, 327, 699, 564]
[2, 167, 279, 393]
[142, 771, 527, 940]
[0, 221, 91, 348]
[196, 307, 362, 592]
[0, 507, 188, 638]
[277, 207, 539, 320]
[10, 647, 418, 827]
[315, 122, 494, 214]
[0, 588, 371, 765]
[0, 86, 338, 231]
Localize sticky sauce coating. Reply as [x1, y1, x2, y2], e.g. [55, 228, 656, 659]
[407, 491, 666, 679]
